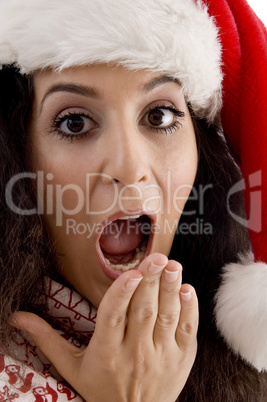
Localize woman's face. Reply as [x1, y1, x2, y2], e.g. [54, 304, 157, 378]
[30, 64, 198, 306]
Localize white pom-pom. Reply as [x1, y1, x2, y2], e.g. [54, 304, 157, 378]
[215, 253, 267, 372]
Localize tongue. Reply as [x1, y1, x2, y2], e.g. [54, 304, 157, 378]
[99, 219, 143, 255]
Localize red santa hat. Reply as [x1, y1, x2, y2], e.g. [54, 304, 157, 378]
[0, 0, 266, 371]
[207, 0, 267, 263]
[205, 0, 267, 373]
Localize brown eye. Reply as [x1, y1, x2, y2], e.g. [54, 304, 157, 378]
[58, 114, 96, 136]
[147, 108, 175, 127]
[66, 115, 85, 133]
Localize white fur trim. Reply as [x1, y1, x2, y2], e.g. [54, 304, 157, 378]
[0, 0, 222, 122]
[214, 253, 267, 372]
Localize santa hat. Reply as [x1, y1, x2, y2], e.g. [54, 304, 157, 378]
[0, 0, 266, 371]
[204, 0, 267, 373]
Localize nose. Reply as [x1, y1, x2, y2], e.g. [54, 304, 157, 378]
[101, 121, 151, 186]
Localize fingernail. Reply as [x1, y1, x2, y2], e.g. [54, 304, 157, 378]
[125, 276, 143, 290]
[148, 262, 166, 274]
[180, 291, 192, 301]
[164, 269, 179, 282]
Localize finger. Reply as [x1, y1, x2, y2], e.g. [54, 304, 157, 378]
[125, 253, 168, 342]
[93, 269, 143, 347]
[10, 312, 82, 383]
[153, 260, 182, 345]
[175, 284, 199, 354]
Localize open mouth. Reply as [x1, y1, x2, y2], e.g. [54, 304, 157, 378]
[96, 213, 153, 278]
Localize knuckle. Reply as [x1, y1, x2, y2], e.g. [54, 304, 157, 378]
[104, 356, 119, 372]
[143, 276, 160, 286]
[177, 321, 198, 351]
[161, 282, 179, 294]
[104, 312, 125, 329]
[97, 353, 119, 374]
[157, 311, 178, 328]
[131, 305, 157, 323]
[180, 321, 196, 336]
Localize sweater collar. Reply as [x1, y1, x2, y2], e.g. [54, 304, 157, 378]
[41, 277, 97, 345]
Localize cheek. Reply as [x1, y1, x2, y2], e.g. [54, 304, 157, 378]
[31, 137, 91, 211]
[151, 137, 198, 255]
[162, 139, 198, 215]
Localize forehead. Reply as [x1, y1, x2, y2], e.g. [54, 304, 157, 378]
[32, 64, 181, 102]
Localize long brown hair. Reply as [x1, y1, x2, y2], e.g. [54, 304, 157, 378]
[0, 66, 266, 400]
[0, 66, 53, 344]
[171, 118, 267, 400]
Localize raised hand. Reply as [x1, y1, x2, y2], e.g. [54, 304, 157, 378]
[11, 253, 198, 402]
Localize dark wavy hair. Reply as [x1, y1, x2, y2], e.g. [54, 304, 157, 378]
[0, 66, 53, 341]
[0, 66, 266, 401]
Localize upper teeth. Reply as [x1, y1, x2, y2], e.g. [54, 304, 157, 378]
[119, 215, 141, 220]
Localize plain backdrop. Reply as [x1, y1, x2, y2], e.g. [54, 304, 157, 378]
[247, 0, 267, 25]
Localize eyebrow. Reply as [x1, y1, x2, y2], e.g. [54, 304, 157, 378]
[139, 75, 181, 93]
[39, 83, 99, 114]
[39, 74, 180, 114]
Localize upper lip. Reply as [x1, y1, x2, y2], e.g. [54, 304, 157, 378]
[95, 209, 156, 244]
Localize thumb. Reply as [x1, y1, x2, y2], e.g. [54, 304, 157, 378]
[10, 312, 83, 381]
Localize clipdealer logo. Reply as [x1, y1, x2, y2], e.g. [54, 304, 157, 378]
[227, 170, 262, 232]
[4, 170, 263, 233]
[5, 171, 211, 226]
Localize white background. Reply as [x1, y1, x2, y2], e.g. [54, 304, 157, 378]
[247, 0, 267, 26]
